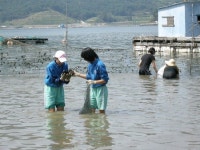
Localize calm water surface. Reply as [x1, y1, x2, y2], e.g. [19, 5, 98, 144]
[0, 26, 200, 150]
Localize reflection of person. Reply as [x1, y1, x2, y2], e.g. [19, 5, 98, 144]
[158, 59, 179, 79]
[84, 114, 112, 149]
[74, 47, 109, 114]
[46, 113, 74, 149]
[138, 47, 158, 75]
[44, 50, 69, 112]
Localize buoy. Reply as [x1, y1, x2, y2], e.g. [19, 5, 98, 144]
[62, 39, 67, 44]
[7, 40, 13, 46]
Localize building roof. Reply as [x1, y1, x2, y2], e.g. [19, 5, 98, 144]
[158, 1, 200, 10]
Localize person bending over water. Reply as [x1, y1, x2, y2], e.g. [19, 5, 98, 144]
[74, 47, 109, 114]
[44, 50, 70, 112]
[138, 47, 158, 75]
[158, 59, 179, 79]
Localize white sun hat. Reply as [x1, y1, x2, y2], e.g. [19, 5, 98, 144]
[53, 50, 67, 63]
[165, 59, 176, 66]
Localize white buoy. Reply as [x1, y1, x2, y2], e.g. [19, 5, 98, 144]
[7, 40, 13, 46]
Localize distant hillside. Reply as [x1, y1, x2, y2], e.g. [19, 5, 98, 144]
[4, 10, 76, 26]
[0, 0, 199, 26]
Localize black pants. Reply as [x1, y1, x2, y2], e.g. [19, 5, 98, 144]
[139, 69, 151, 75]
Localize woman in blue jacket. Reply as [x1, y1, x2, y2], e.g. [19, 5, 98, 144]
[74, 47, 109, 114]
[44, 50, 69, 112]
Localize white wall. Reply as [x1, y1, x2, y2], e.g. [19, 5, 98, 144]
[158, 3, 186, 37]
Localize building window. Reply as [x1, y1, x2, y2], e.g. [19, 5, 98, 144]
[197, 15, 200, 24]
[162, 16, 174, 27]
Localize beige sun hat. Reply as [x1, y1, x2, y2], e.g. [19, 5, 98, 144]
[165, 59, 176, 66]
[53, 50, 67, 63]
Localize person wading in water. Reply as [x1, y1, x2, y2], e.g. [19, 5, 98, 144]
[74, 47, 109, 114]
[138, 47, 158, 75]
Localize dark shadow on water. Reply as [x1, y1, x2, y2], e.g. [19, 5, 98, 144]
[139, 75, 157, 93]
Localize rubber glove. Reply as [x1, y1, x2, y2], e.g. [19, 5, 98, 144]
[86, 80, 96, 85]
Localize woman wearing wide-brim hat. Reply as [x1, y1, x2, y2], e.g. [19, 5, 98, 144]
[158, 59, 179, 79]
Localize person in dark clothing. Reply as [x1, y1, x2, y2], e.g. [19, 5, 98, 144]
[138, 47, 158, 75]
[163, 59, 179, 79]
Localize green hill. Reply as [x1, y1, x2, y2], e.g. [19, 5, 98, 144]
[0, 0, 199, 26]
[4, 10, 76, 26]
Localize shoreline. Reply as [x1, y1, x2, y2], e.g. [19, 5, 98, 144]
[0, 22, 157, 29]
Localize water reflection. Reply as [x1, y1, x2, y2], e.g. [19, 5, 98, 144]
[83, 114, 112, 149]
[139, 75, 157, 93]
[46, 112, 74, 150]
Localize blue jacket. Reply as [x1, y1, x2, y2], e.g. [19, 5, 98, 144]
[44, 60, 68, 87]
[86, 58, 109, 88]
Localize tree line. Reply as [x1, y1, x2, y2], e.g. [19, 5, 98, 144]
[0, 0, 199, 24]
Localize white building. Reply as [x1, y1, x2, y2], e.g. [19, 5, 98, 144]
[158, 1, 200, 37]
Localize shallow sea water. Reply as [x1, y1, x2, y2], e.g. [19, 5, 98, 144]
[0, 73, 200, 150]
[0, 26, 200, 150]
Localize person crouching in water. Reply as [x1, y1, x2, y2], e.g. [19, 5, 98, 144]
[44, 50, 70, 112]
[74, 47, 109, 114]
[158, 59, 179, 79]
[138, 47, 158, 75]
